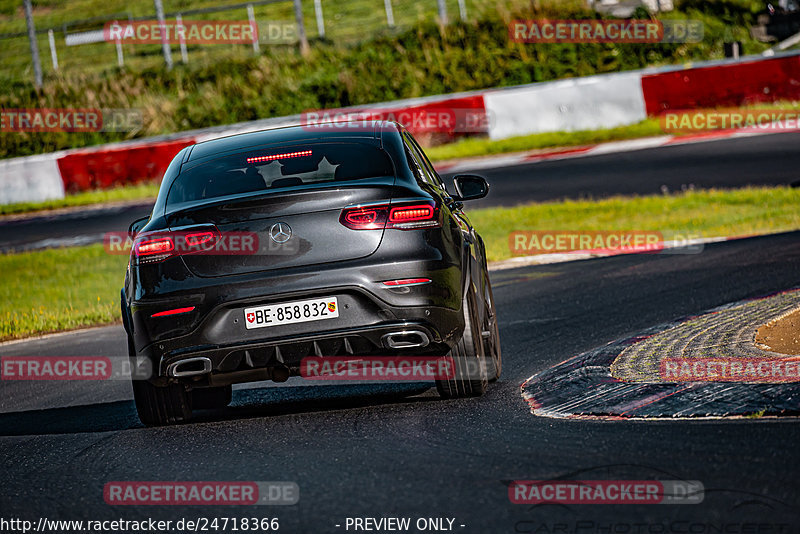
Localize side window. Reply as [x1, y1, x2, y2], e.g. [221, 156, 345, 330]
[403, 140, 427, 185]
[404, 147, 424, 183]
[404, 132, 447, 191]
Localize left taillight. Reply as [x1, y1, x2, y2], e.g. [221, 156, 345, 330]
[340, 200, 439, 231]
[134, 236, 175, 263]
[133, 227, 220, 264]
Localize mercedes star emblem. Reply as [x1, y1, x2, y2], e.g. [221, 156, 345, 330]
[269, 222, 292, 244]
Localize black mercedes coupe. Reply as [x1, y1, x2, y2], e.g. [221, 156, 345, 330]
[122, 120, 501, 425]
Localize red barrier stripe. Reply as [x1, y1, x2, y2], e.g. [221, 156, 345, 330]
[56, 138, 195, 193]
[641, 55, 800, 116]
[54, 96, 486, 194]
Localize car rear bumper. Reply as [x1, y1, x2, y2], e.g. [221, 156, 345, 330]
[154, 316, 455, 387]
[124, 233, 469, 387]
[138, 304, 460, 386]
[127, 264, 465, 386]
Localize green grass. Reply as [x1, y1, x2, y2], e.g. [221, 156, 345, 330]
[2, 185, 798, 340]
[1, 1, 773, 160]
[0, 182, 159, 216]
[0, 244, 128, 341]
[0, 0, 485, 34]
[0, 0, 498, 82]
[468, 186, 800, 263]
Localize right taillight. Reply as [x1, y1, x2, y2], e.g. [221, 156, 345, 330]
[390, 205, 434, 222]
[184, 231, 215, 247]
[340, 201, 439, 231]
[388, 201, 439, 229]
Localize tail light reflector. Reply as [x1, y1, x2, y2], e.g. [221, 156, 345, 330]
[382, 278, 432, 287]
[151, 306, 196, 318]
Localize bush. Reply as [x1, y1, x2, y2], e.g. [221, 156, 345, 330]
[0, 2, 770, 159]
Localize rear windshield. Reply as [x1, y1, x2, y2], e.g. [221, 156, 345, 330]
[167, 142, 395, 206]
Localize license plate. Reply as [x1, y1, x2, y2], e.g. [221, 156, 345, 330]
[244, 297, 339, 329]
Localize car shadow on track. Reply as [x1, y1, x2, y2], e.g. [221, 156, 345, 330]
[0, 383, 435, 436]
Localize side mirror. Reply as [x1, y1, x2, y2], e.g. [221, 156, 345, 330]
[452, 174, 489, 201]
[128, 216, 150, 239]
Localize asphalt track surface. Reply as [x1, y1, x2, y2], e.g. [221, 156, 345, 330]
[2, 131, 800, 253]
[467, 131, 800, 208]
[2, 230, 800, 530]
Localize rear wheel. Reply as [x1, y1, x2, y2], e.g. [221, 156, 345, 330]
[128, 334, 192, 426]
[192, 386, 232, 409]
[131, 379, 192, 426]
[436, 288, 488, 399]
[482, 285, 502, 382]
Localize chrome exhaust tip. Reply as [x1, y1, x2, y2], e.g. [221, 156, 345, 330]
[167, 357, 212, 378]
[381, 330, 430, 349]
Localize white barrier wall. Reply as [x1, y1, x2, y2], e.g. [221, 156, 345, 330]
[484, 71, 647, 140]
[0, 153, 65, 204]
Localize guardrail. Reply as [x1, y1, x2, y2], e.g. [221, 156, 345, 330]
[3, 0, 481, 83]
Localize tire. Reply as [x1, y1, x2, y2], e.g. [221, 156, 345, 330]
[482, 284, 502, 382]
[192, 385, 232, 409]
[128, 334, 192, 426]
[436, 287, 488, 399]
[131, 379, 192, 426]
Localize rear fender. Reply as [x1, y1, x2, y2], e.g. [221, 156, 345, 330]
[120, 288, 133, 338]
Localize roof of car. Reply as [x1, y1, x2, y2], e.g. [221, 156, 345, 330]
[186, 120, 403, 163]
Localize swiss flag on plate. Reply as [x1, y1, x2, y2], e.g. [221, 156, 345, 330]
[246, 312, 255, 323]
